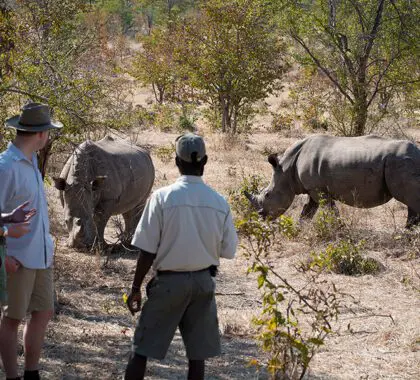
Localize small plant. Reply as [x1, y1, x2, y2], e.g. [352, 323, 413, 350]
[228, 174, 265, 220]
[153, 104, 179, 132]
[278, 215, 299, 239]
[155, 144, 175, 163]
[313, 197, 342, 240]
[238, 212, 339, 379]
[308, 239, 382, 276]
[270, 111, 294, 132]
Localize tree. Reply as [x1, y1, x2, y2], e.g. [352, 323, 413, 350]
[173, 0, 286, 133]
[131, 28, 178, 104]
[279, 0, 420, 136]
[0, 0, 133, 176]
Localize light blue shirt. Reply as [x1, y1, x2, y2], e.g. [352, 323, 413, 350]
[132, 175, 238, 271]
[0, 143, 54, 269]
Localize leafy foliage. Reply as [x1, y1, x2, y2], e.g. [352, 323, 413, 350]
[307, 240, 382, 276]
[228, 174, 265, 220]
[0, 0, 134, 174]
[238, 212, 340, 379]
[278, 0, 420, 135]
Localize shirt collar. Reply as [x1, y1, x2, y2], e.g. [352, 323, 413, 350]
[7, 142, 36, 165]
[177, 175, 204, 184]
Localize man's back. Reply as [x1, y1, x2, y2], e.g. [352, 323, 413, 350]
[132, 175, 237, 272]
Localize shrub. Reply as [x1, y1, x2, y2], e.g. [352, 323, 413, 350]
[308, 240, 382, 276]
[155, 144, 175, 163]
[238, 212, 339, 379]
[228, 174, 265, 221]
[313, 197, 342, 241]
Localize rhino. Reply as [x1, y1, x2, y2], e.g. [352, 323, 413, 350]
[245, 135, 420, 228]
[54, 136, 155, 248]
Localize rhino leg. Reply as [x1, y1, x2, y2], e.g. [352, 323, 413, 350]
[384, 156, 420, 228]
[301, 197, 319, 220]
[93, 208, 111, 246]
[123, 205, 144, 243]
[406, 207, 420, 229]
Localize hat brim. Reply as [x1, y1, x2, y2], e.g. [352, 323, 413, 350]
[5, 115, 63, 132]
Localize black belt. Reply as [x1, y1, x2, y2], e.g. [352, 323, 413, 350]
[157, 266, 211, 275]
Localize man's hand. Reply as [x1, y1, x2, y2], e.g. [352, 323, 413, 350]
[7, 222, 31, 238]
[127, 289, 142, 316]
[6, 201, 36, 223]
[5, 256, 21, 273]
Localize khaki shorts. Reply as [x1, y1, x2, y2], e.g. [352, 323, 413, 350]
[132, 270, 221, 360]
[1, 266, 54, 320]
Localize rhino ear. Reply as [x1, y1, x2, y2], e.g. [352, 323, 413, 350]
[53, 177, 67, 191]
[91, 176, 107, 191]
[268, 154, 279, 168]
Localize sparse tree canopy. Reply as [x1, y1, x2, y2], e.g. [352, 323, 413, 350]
[173, 0, 286, 133]
[278, 0, 420, 136]
[0, 0, 133, 175]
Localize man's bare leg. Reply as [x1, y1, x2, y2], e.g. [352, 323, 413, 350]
[23, 310, 53, 372]
[0, 317, 21, 378]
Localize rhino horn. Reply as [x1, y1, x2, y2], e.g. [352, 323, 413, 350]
[243, 190, 260, 209]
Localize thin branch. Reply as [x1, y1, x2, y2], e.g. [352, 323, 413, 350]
[290, 31, 354, 104]
[0, 87, 48, 101]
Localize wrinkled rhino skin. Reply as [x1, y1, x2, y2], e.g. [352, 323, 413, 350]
[246, 135, 420, 228]
[54, 136, 155, 248]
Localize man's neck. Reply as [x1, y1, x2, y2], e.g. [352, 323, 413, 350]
[13, 138, 36, 161]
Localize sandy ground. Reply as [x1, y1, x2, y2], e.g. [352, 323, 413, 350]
[1, 98, 419, 379]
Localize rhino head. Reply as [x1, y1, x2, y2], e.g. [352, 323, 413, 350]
[53, 176, 107, 249]
[244, 154, 295, 218]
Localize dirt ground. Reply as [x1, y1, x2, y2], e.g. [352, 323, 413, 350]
[2, 124, 419, 379]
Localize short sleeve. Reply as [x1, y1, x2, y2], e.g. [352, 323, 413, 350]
[220, 208, 238, 259]
[131, 192, 163, 254]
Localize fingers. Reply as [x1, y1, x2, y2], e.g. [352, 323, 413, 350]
[24, 209, 37, 221]
[127, 294, 142, 315]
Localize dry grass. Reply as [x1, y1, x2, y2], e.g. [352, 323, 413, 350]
[3, 123, 419, 379]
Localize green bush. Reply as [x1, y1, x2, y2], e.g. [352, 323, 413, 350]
[238, 212, 339, 379]
[155, 144, 175, 163]
[313, 197, 342, 241]
[228, 174, 265, 221]
[308, 240, 381, 276]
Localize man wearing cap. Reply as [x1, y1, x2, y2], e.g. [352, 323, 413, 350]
[0, 103, 62, 380]
[124, 133, 238, 380]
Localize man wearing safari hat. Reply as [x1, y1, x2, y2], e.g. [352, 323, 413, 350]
[0, 102, 62, 380]
[124, 133, 238, 380]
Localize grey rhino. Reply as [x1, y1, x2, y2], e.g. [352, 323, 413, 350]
[245, 135, 420, 228]
[54, 136, 155, 248]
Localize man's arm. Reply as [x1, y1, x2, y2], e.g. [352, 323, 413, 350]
[131, 250, 156, 291]
[220, 209, 238, 259]
[126, 249, 156, 315]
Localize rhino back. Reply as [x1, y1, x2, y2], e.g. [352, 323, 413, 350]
[65, 137, 155, 215]
[293, 135, 419, 207]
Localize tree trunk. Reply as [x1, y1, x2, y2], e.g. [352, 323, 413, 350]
[352, 72, 368, 136]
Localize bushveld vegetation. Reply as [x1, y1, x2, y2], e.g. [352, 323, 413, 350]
[1, 0, 419, 379]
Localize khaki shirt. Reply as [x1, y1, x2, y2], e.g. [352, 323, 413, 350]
[132, 175, 238, 271]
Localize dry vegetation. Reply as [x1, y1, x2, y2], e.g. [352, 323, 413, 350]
[4, 115, 420, 379]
